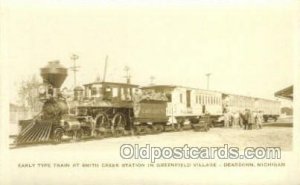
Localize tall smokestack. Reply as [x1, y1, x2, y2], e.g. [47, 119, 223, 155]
[40, 60, 68, 88]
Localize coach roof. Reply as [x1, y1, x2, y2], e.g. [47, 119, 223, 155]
[141, 85, 221, 94]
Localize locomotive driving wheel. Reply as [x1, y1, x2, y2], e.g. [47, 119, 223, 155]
[95, 113, 110, 138]
[52, 127, 64, 143]
[74, 128, 83, 140]
[111, 113, 126, 137]
[174, 123, 182, 131]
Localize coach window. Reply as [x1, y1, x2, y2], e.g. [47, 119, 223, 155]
[120, 88, 124, 100]
[91, 87, 97, 96]
[104, 87, 112, 99]
[112, 88, 118, 97]
[166, 93, 172, 102]
[180, 93, 183, 103]
[126, 88, 132, 100]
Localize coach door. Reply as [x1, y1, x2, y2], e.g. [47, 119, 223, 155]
[186, 90, 191, 108]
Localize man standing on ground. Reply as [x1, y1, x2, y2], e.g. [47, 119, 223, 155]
[248, 110, 256, 130]
[233, 111, 240, 128]
[224, 111, 231, 128]
[256, 111, 263, 129]
[244, 109, 250, 130]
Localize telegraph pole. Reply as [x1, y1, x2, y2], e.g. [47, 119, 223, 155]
[102, 55, 109, 82]
[150, 76, 155, 85]
[70, 54, 80, 88]
[206, 73, 211, 90]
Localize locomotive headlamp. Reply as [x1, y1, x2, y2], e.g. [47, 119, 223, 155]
[64, 121, 70, 129]
[38, 85, 46, 94]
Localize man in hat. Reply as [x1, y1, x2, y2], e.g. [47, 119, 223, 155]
[244, 109, 250, 130]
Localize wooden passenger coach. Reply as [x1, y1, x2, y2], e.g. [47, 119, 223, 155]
[223, 93, 280, 121]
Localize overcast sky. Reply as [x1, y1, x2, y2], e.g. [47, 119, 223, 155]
[1, 0, 296, 103]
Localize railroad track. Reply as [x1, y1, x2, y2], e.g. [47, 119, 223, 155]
[10, 125, 208, 149]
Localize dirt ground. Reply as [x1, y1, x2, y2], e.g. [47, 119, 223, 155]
[10, 126, 292, 151]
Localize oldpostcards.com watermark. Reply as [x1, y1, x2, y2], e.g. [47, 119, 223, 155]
[120, 144, 281, 163]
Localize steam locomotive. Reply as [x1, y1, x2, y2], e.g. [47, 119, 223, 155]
[15, 61, 169, 145]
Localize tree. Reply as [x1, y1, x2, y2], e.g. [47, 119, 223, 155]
[18, 75, 43, 113]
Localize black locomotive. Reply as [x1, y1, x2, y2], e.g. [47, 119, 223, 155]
[15, 61, 72, 144]
[15, 61, 169, 145]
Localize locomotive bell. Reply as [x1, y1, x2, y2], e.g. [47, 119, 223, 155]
[41, 60, 68, 88]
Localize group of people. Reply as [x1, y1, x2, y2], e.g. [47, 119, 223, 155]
[224, 109, 264, 130]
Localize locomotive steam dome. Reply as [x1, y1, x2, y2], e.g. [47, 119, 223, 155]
[41, 60, 67, 88]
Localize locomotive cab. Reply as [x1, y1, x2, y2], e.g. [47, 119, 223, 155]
[84, 82, 139, 102]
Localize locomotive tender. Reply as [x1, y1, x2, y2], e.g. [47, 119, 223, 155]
[15, 60, 281, 145]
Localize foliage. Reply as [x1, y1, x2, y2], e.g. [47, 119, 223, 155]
[18, 75, 43, 112]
